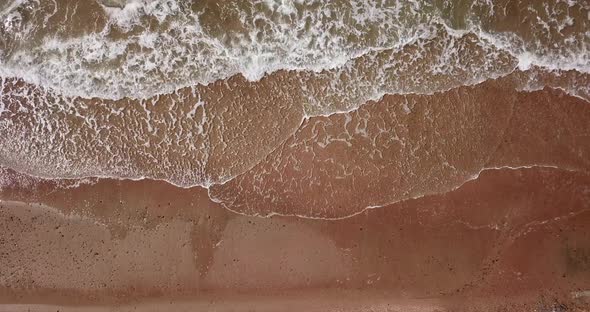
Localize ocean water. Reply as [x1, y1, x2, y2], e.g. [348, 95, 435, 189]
[0, 0, 589, 195]
[1, 0, 588, 100]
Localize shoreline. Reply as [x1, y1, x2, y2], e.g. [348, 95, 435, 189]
[1, 290, 588, 312]
[1, 167, 590, 310]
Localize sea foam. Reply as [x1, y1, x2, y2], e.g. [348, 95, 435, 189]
[1, 0, 586, 101]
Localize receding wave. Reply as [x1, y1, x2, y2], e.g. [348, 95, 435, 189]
[0, 0, 589, 194]
[0, 68, 588, 190]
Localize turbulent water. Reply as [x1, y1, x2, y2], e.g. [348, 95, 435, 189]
[0, 0, 589, 216]
[0, 0, 588, 99]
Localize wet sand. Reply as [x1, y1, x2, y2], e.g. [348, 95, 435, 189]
[1, 74, 590, 310]
[2, 167, 590, 310]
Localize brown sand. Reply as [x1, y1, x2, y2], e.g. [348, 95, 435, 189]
[2, 71, 590, 310]
[1, 167, 590, 311]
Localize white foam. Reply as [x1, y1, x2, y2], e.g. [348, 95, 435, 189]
[0, 77, 5, 117]
[517, 52, 535, 71]
[100, 0, 182, 29]
[0, 0, 589, 189]
[0, 0, 588, 101]
[0, 0, 27, 19]
[0, 0, 438, 100]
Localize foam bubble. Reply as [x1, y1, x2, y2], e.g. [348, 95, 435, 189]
[0, 0, 587, 101]
[517, 52, 535, 71]
[0, 0, 440, 99]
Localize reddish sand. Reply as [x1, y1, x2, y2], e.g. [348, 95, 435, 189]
[1, 167, 590, 311]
